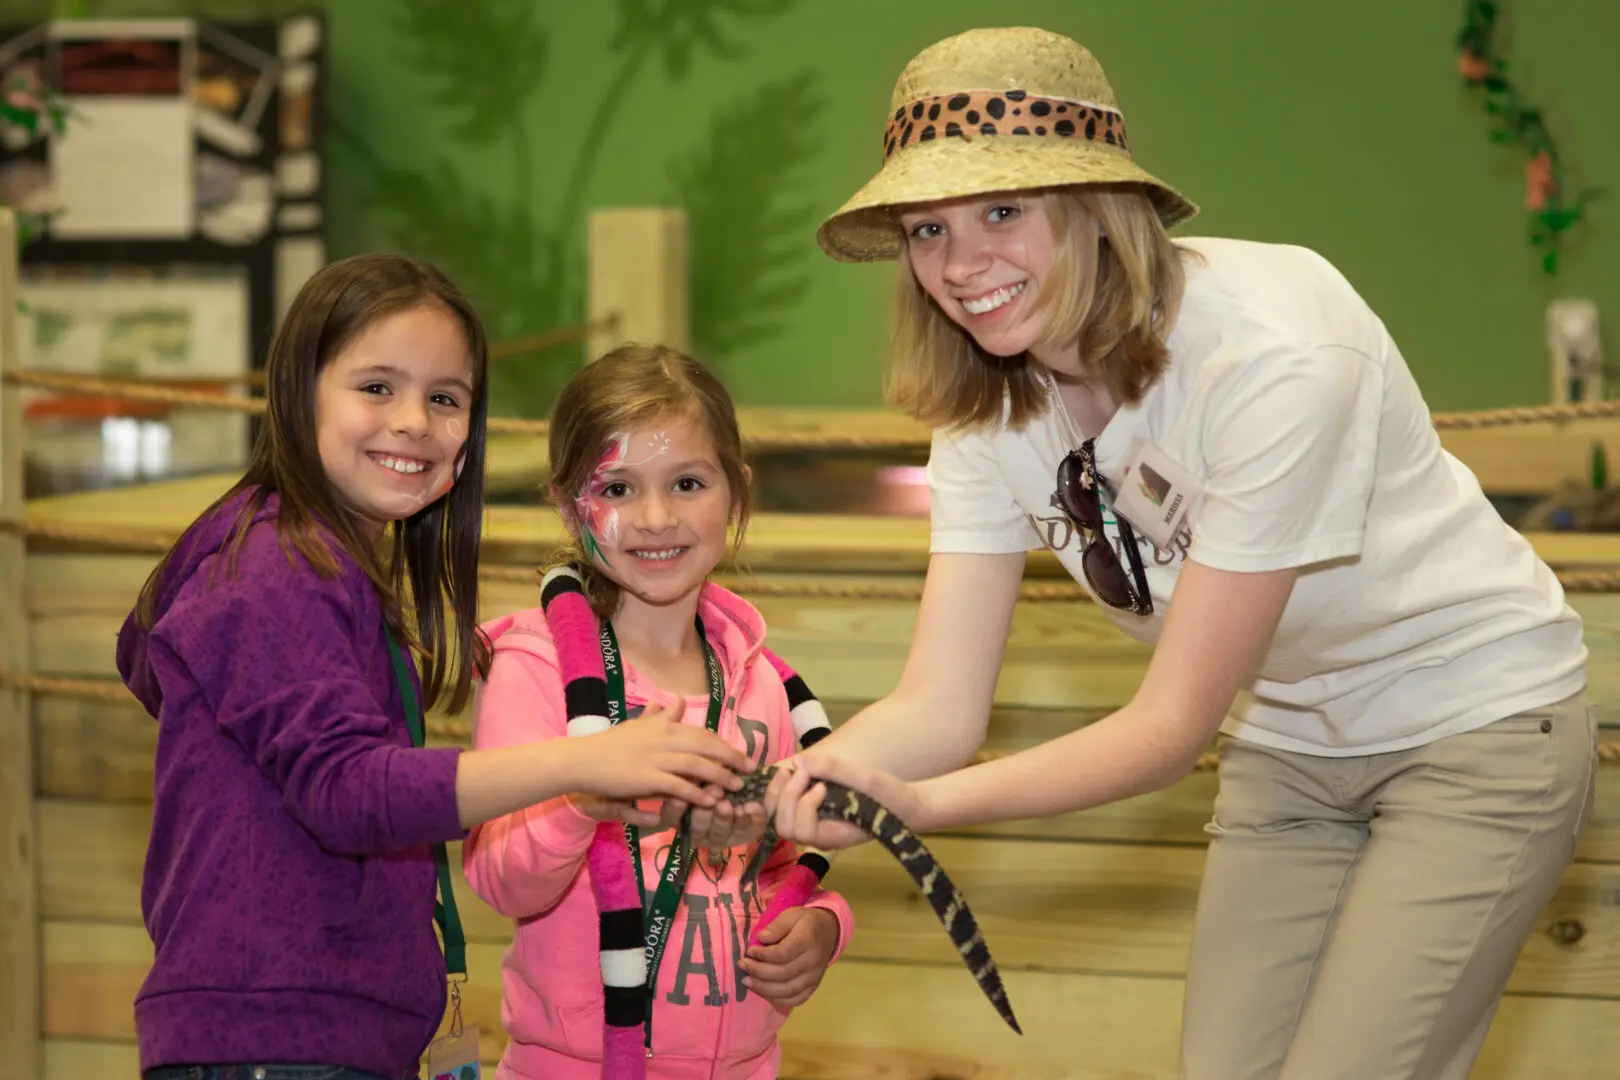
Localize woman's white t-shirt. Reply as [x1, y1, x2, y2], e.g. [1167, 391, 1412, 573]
[927, 236, 1587, 756]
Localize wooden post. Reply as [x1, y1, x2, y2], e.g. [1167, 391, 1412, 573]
[0, 209, 39, 1078]
[586, 207, 689, 363]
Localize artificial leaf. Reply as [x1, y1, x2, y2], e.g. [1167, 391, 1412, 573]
[333, 114, 579, 413]
[672, 69, 826, 361]
[609, 0, 796, 80]
[393, 0, 549, 144]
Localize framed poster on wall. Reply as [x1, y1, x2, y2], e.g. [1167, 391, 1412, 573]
[18, 264, 250, 495]
[0, 13, 327, 495]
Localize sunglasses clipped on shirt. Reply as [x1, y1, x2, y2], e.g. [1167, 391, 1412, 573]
[1054, 439, 1155, 616]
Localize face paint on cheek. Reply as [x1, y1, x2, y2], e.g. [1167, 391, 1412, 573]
[572, 492, 618, 568]
[380, 414, 471, 515]
[572, 489, 621, 553]
[418, 414, 469, 498]
[596, 506, 622, 548]
[432, 418, 468, 500]
[572, 434, 637, 566]
[429, 458, 459, 502]
[593, 433, 629, 479]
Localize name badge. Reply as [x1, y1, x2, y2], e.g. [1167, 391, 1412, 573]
[1113, 438, 1200, 551]
[426, 1025, 481, 1079]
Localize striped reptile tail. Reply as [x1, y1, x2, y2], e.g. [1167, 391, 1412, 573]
[819, 779, 1021, 1035]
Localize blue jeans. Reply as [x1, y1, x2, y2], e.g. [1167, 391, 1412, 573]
[144, 1067, 399, 1080]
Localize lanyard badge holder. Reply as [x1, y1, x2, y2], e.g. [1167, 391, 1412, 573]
[600, 616, 725, 1057]
[385, 625, 481, 1079]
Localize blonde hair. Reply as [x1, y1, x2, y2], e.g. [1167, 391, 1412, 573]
[886, 185, 1192, 432]
[544, 344, 752, 618]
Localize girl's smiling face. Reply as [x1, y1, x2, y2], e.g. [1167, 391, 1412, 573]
[899, 192, 1098, 372]
[313, 304, 474, 541]
[568, 411, 736, 611]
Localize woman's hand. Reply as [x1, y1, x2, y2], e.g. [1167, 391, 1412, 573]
[767, 754, 933, 850]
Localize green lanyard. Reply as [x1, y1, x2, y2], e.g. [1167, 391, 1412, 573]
[599, 616, 724, 1053]
[383, 624, 467, 980]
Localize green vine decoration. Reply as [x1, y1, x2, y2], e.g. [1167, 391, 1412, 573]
[1455, 0, 1602, 274]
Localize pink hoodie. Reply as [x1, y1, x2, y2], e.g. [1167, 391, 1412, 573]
[463, 583, 855, 1080]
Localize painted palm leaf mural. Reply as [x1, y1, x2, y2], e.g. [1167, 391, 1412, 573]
[337, 0, 824, 418]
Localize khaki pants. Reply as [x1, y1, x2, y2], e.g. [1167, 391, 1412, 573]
[1180, 691, 1597, 1080]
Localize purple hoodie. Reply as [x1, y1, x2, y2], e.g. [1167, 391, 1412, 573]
[116, 490, 466, 1079]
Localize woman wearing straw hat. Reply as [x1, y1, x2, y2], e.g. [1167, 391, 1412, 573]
[768, 25, 1596, 1079]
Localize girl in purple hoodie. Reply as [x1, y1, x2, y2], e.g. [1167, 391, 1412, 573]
[117, 253, 752, 1080]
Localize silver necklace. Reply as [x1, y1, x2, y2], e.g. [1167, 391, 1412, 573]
[1042, 367, 1088, 448]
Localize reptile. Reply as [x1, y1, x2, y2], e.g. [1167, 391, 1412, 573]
[723, 762, 1023, 1036]
[538, 564, 1020, 1080]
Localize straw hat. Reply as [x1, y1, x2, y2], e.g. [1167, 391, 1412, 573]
[817, 26, 1198, 262]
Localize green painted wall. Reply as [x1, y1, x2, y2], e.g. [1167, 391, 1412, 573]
[15, 1, 1620, 418]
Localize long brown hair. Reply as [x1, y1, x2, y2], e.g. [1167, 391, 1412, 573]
[133, 252, 492, 713]
[544, 344, 752, 619]
[886, 184, 1192, 432]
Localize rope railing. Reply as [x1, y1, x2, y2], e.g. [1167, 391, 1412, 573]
[11, 366, 1620, 450]
[470, 560, 1107, 600]
[1, 311, 620, 420]
[488, 314, 620, 359]
[1431, 399, 1620, 429]
[0, 368, 917, 447]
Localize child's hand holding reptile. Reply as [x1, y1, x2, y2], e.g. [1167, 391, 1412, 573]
[653, 783, 770, 849]
[740, 906, 841, 1008]
[566, 793, 663, 827]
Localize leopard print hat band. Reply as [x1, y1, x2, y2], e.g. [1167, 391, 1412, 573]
[883, 89, 1129, 163]
[817, 26, 1198, 263]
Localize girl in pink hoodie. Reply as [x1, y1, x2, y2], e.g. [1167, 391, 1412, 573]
[464, 344, 854, 1080]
